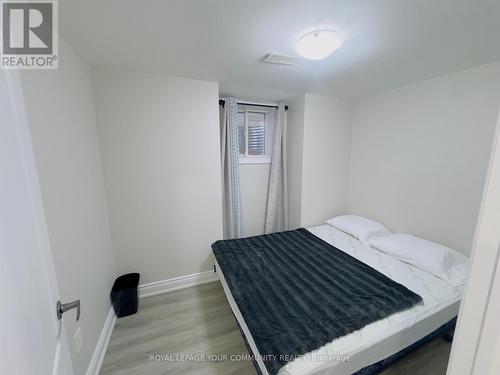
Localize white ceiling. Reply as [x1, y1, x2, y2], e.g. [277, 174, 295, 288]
[60, 0, 500, 100]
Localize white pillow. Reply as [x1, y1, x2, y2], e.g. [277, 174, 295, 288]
[369, 234, 469, 287]
[326, 215, 391, 246]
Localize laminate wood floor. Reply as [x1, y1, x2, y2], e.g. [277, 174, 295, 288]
[100, 281, 452, 375]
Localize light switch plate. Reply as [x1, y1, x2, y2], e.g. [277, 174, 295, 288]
[73, 327, 83, 354]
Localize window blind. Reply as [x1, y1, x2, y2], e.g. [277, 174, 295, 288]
[237, 111, 266, 157]
[247, 112, 265, 155]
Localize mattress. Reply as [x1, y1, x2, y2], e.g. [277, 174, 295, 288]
[215, 225, 465, 375]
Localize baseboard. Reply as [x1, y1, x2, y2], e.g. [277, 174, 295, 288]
[85, 306, 116, 375]
[139, 270, 219, 298]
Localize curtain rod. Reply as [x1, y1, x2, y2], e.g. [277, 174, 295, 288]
[219, 99, 288, 111]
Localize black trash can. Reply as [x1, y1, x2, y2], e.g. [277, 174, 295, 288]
[111, 273, 140, 318]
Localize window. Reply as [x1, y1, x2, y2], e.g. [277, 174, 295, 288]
[237, 109, 272, 164]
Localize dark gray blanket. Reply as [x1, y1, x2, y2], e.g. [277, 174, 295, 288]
[212, 228, 423, 375]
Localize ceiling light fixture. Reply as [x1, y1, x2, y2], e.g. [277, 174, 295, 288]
[295, 30, 343, 60]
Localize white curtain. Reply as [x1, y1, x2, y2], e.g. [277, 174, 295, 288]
[220, 97, 244, 238]
[265, 103, 288, 233]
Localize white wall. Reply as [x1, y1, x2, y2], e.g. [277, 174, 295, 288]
[300, 94, 353, 227]
[235, 103, 275, 237]
[20, 39, 116, 375]
[92, 68, 223, 285]
[286, 95, 305, 228]
[348, 62, 500, 254]
[237, 93, 352, 233]
[240, 164, 270, 236]
[238, 102, 305, 237]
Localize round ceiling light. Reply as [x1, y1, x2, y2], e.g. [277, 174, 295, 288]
[295, 30, 343, 60]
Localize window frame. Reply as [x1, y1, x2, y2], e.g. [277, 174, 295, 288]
[238, 109, 271, 164]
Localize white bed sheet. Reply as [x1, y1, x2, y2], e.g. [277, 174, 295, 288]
[216, 225, 466, 375]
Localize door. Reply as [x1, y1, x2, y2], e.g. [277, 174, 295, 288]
[446, 107, 500, 375]
[0, 70, 73, 374]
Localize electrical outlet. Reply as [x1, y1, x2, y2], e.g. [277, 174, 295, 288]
[73, 327, 83, 354]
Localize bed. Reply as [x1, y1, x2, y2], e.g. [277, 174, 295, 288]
[212, 224, 465, 375]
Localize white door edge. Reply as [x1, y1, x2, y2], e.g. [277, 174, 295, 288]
[3, 69, 74, 375]
[446, 106, 500, 375]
